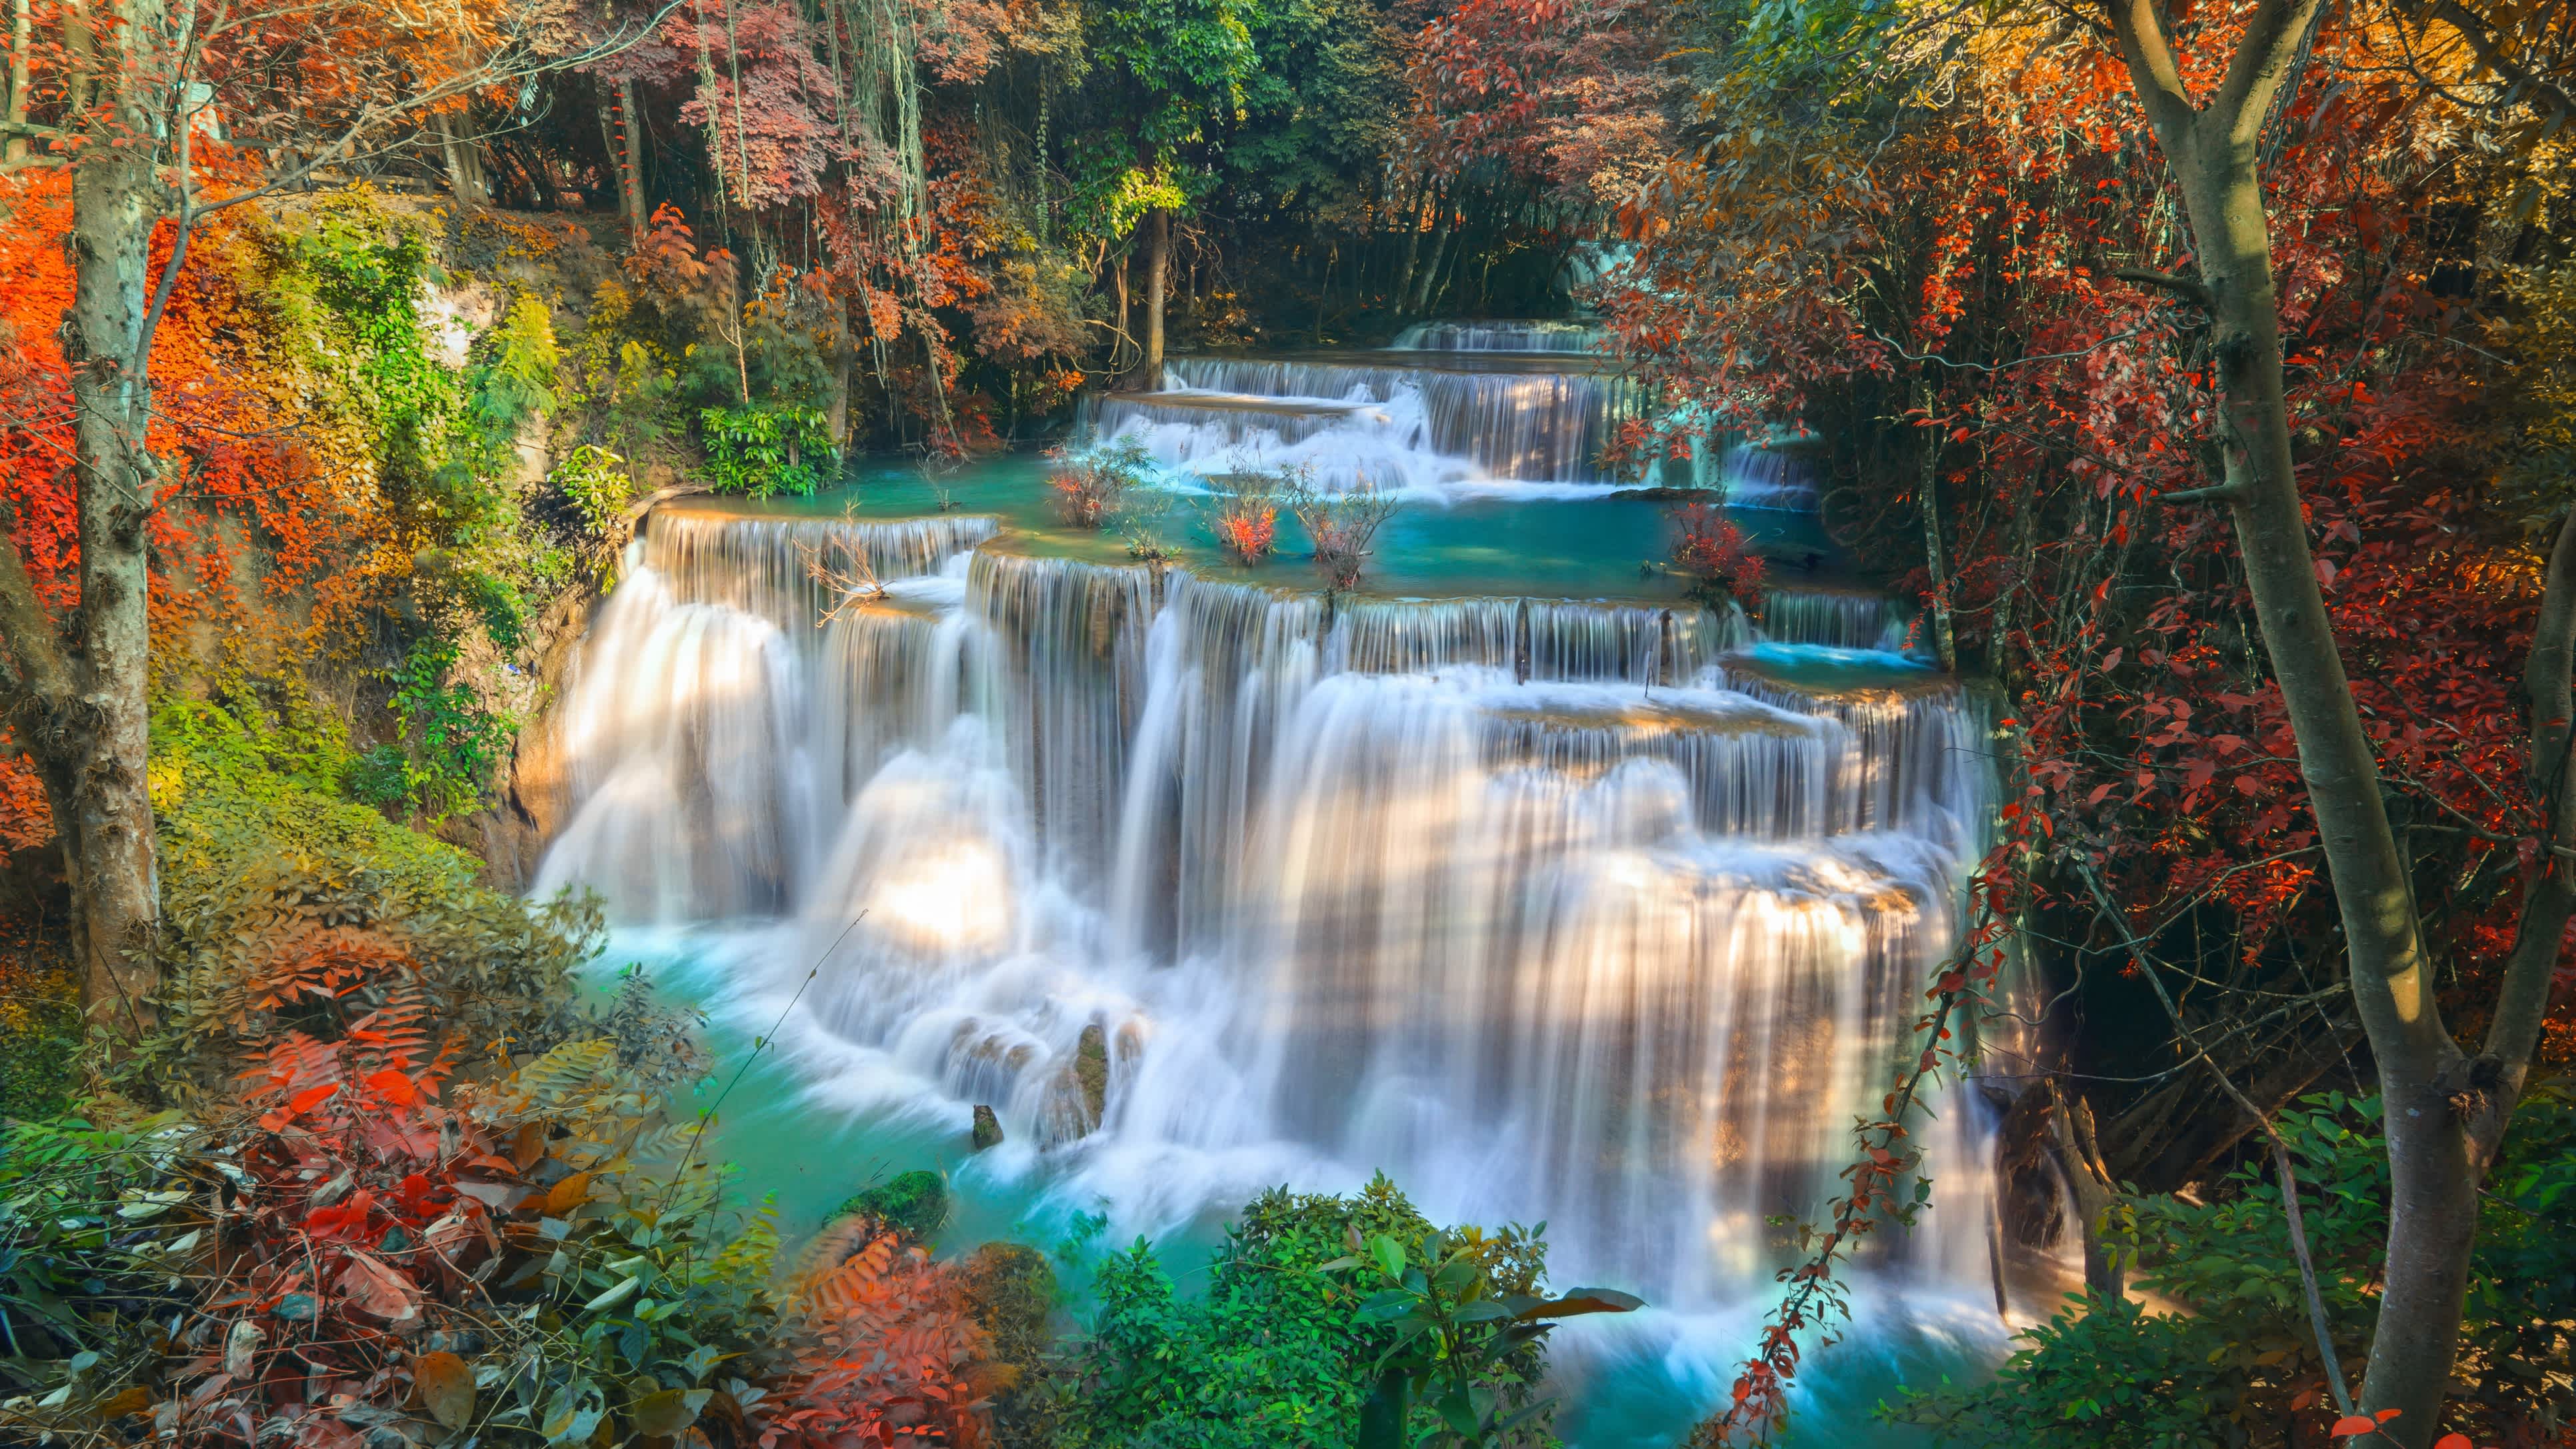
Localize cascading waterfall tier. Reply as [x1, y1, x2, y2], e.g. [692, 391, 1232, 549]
[536, 500, 2005, 1310]
[1387, 319, 1607, 353]
[1761, 586, 1917, 652]
[1077, 349, 1640, 494]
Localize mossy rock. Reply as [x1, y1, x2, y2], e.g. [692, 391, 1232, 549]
[1074, 1022, 1109, 1126]
[833, 1169, 947, 1242]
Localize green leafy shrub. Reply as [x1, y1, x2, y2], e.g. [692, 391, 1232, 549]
[0, 946, 77, 1120]
[1885, 1090, 2576, 1447]
[344, 740, 411, 806]
[385, 637, 518, 822]
[554, 441, 638, 537]
[960, 1242, 1062, 1445]
[1051, 1174, 1573, 1449]
[700, 403, 835, 497]
[135, 695, 597, 1104]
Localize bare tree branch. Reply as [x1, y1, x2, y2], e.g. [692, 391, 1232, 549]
[2214, 0, 2333, 144]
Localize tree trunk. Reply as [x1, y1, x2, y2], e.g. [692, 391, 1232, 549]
[2047, 1080, 2126, 1300]
[1393, 177, 1430, 309]
[1410, 194, 1453, 315]
[1111, 249, 1131, 379]
[5, 0, 29, 166]
[2183, 134, 2473, 1449]
[613, 79, 647, 231]
[1915, 381, 1958, 671]
[2103, 2, 2532, 1437]
[828, 305, 854, 449]
[1141, 207, 1169, 391]
[56, 0, 162, 1029]
[436, 108, 488, 206]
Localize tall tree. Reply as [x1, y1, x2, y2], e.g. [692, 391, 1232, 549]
[1076, 0, 1253, 386]
[2100, 0, 2573, 1438]
[0, 0, 654, 1024]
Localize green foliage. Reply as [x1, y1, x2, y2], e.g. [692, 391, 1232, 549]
[1324, 1230, 1639, 1448]
[344, 742, 411, 806]
[252, 193, 471, 529]
[1885, 1090, 2576, 1447]
[0, 1113, 209, 1375]
[1069, 0, 1256, 241]
[0, 962, 78, 1121]
[2489, 260, 2576, 535]
[834, 1170, 950, 1243]
[553, 442, 639, 539]
[471, 295, 564, 447]
[1222, 0, 1405, 214]
[0, 1033, 775, 1444]
[1052, 1174, 1571, 1449]
[959, 1242, 1063, 1445]
[699, 403, 835, 497]
[136, 694, 597, 1104]
[385, 637, 518, 822]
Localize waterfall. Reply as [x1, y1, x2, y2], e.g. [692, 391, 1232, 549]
[1718, 447, 1817, 511]
[1761, 587, 1917, 652]
[1387, 319, 1607, 353]
[1075, 352, 1640, 495]
[536, 503, 2009, 1313]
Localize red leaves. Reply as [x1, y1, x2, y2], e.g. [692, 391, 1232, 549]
[754, 1229, 988, 1449]
[1669, 502, 1767, 607]
[256, 1072, 340, 1129]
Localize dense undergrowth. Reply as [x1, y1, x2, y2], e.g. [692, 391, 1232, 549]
[1890, 1092, 2576, 1448]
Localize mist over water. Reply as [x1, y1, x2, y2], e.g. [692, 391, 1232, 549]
[535, 327, 2037, 1442]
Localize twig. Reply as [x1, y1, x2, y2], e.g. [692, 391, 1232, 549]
[2074, 862, 2355, 1417]
[661, 913, 863, 1214]
[1867, 323, 2154, 373]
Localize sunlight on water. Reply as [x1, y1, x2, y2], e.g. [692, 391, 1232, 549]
[533, 329, 2060, 1443]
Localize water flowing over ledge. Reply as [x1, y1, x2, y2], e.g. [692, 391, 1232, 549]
[531, 505, 2013, 1320]
[1079, 351, 1641, 495]
[1387, 319, 1609, 353]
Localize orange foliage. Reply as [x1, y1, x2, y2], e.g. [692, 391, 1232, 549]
[0, 171, 344, 685]
[757, 1230, 989, 1447]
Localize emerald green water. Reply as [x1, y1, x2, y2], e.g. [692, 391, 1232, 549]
[673, 454, 1839, 603]
[606, 934, 2016, 1449]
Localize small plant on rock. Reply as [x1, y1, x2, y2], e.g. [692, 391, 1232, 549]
[1203, 469, 1281, 565]
[1669, 500, 1765, 610]
[1283, 470, 1400, 590]
[1048, 438, 1152, 528]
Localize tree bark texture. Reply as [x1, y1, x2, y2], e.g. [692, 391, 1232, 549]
[613, 79, 647, 231]
[0, 0, 165, 1030]
[5, 0, 29, 165]
[2103, 0, 2576, 1437]
[1141, 207, 1169, 391]
[436, 107, 489, 206]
